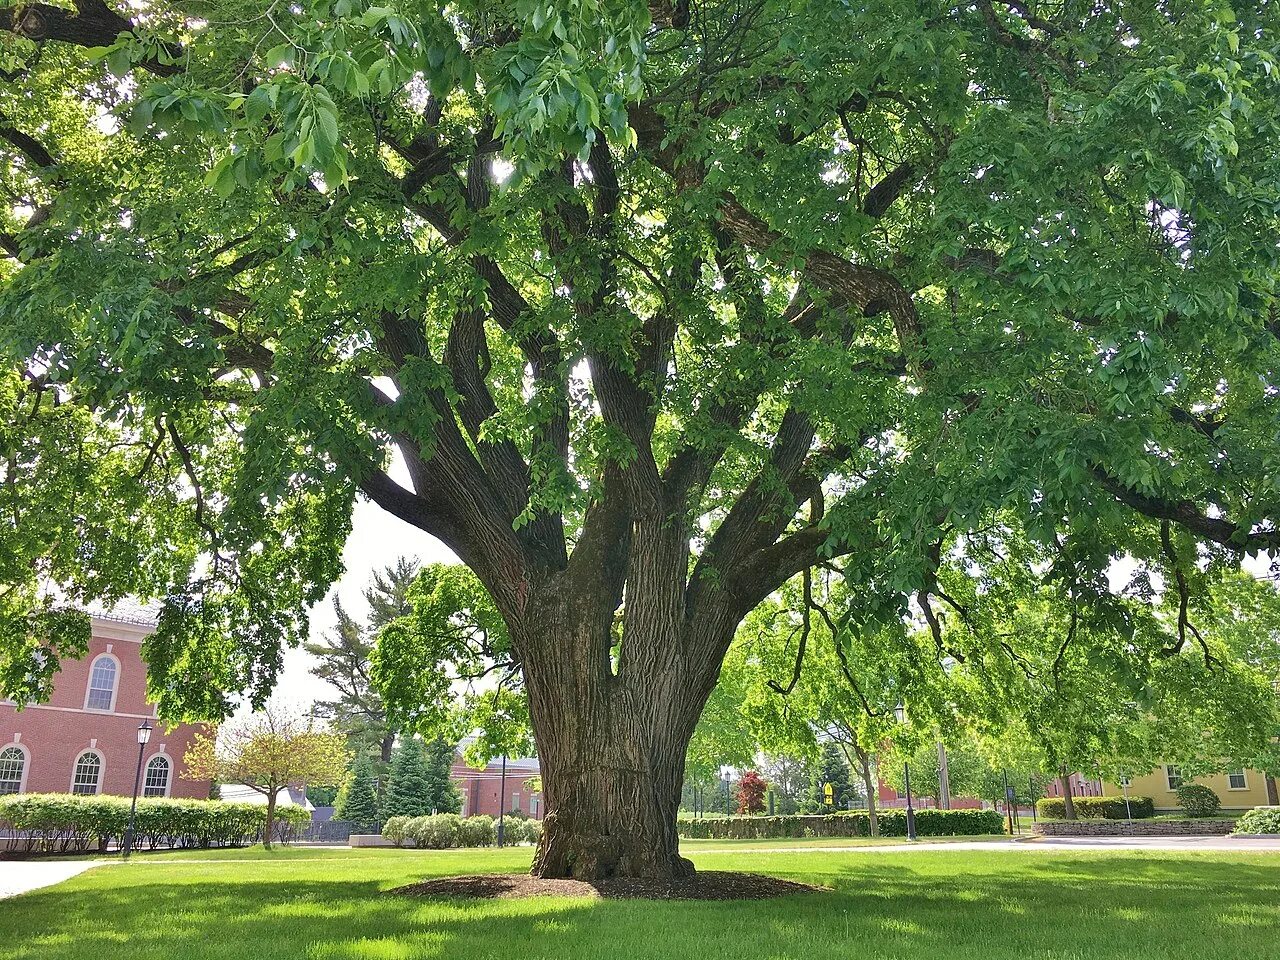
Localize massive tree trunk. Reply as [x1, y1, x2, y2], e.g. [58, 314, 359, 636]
[529, 701, 693, 882]
[515, 541, 719, 881]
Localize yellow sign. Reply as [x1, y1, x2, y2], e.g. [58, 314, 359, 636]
[823, 782, 833, 804]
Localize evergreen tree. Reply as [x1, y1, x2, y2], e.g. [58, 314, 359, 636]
[807, 743, 853, 814]
[304, 558, 419, 762]
[334, 753, 380, 831]
[424, 737, 462, 814]
[381, 736, 434, 818]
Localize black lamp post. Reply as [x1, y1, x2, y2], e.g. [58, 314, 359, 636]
[722, 767, 732, 816]
[893, 703, 917, 841]
[122, 720, 152, 859]
[496, 753, 507, 848]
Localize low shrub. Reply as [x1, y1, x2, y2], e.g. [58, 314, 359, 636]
[0, 793, 308, 853]
[406, 813, 463, 849]
[1034, 796, 1154, 820]
[677, 808, 1003, 840]
[1176, 784, 1221, 818]
[387, 813, 525, 848]
[458, 814, 495, 848]
[507, 815, 542, 845]
[1233, 806, 1280, 835]
[382, 815, 411, 845]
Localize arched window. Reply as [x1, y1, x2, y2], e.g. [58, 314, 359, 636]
[143, 755, 171, 797]
[0, 745, 26, 794]
[72, 751, 102, 795]
[84, 655, 118, 712]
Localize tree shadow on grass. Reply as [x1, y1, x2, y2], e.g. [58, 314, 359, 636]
[0, 856, 1276, 960]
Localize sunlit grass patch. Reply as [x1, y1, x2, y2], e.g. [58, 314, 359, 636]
[1, 847, 1277, 960]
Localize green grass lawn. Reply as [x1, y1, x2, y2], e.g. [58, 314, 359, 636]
[2, 846, 1277, 960]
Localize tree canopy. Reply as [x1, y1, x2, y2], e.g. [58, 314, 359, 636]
[3, 0, 1279, 879]
[184, 706, 349, 845]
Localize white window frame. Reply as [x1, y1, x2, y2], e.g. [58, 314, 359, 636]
[71, 749, 105, 795]
[1227, 770, 1248, 791]
[83, 653, 120, 712]
[1165, 765, 1182, 792]
[0, 742, 29, 794]
[143, 753, 172, 797]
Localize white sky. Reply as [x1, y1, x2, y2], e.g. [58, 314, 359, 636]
[267, 493, 457, 711]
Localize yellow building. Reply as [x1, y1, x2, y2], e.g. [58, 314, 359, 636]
[1101, 765, 1276, 814]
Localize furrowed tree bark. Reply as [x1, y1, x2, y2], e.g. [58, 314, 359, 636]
[516, 576, 701, 881]
[1058, 767, 1077, 821]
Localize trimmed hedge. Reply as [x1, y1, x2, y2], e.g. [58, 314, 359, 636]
[677, 809, 1004, 840]
[0, 793, 311, 854]
[1233, 806, 1280, 835]
[1035, 796, 1154, 820]
[382, 812, 540, 848]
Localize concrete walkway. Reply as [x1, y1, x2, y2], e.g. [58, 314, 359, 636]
[693, 836, 1280, 855]
[0, 861, 103, 900]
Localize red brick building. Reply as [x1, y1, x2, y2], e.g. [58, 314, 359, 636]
[451, 755, 543, 819]
[0, 608, 211, 799]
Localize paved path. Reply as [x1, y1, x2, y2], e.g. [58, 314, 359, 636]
[693, 836, 1280, 855]
[0, 861, 103, 900]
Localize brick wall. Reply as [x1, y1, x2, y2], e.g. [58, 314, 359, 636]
[0, 615, 211, 799]
[451, 758, 544, 819]
[1034, 818, 1237, 837]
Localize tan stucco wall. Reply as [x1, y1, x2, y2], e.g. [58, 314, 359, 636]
[1101, 766, 1271, 812]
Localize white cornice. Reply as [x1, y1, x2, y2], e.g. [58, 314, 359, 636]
[91, 616, 154, 644]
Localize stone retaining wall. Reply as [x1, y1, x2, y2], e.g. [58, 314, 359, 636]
[1034, 818, 1236, 837]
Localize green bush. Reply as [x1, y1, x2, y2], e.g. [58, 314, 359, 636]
[677, 808, 1003, 840]
[383, 813, 534, 848]
[0, 793, 308, 853]
[1233, 806, 1280, 835]
[1034, 796, 1154, 820]
[1176, 784, 1221, 818]
[458, 814, 495, 847]
[406, 813, 463, 848]
[507, 815, 542, 844]
[382, 815, 411, 846]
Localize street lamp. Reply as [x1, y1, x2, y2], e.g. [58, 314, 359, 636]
[893, 703, 917, 841]
[721, 766, 733, 816]
[122, 720, 153, 859]
[496, 754, 508, 848]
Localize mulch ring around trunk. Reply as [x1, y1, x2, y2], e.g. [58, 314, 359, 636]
[389, 871, 826, 901]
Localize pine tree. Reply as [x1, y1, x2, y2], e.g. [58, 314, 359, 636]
[424, 737, 462, 814]
[381, 736, 434, 818]
[335, 753, 380, 831]
[807, 742, 853, 814]
[304, 558, 419, 762]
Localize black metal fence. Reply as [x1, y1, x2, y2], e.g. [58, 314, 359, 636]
[294, 819, 360, 844]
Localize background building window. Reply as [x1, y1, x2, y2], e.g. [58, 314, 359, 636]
[144, 755, 171, 797]
[84, 656, 118, 711]
[1165, 765, 1182, 791]
[72, 751, 102, 794]
[1228, 770, 1248, 790]
[0, 745, 26, 794]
